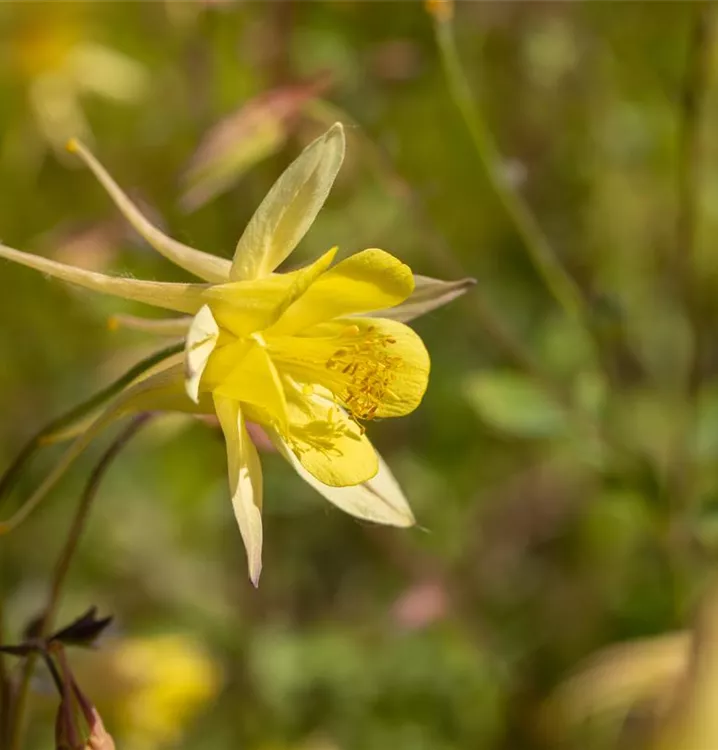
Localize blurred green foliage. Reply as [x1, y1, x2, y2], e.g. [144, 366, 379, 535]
[3, 1, 718, 748]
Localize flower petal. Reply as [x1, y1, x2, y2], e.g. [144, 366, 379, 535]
[271, 317, 430, 420]
[281, 389, 378, 487]
[273, 433, 415, 527]
[0, 243, 210, 314]
[230, 122, 345, 280]
[185, 305, 220, 403]
[369, 274, 475, 322]
[203, 247, 336, 337]
[209, 341, 289, 434]
[268, 248, 414, 335]
[214, 396, 264, 586]
[67, 139, 232, 283]
[330, 317, 430, 418]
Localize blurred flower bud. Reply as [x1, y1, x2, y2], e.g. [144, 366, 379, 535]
[56, 697, 115, 750]
[52, 644, 115, 750]
[180, 74, 332, 211]
[74, 633, 222, 748]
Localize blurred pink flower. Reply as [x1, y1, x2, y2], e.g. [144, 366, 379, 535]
[392, 580, 448, 630]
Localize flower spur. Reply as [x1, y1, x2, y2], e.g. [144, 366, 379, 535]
[0, 123, 472, 584]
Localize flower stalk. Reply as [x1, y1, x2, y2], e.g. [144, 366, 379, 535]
[8, 415, 150, 750]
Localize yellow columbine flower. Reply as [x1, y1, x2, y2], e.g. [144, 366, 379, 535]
[0, 123, 472, 584]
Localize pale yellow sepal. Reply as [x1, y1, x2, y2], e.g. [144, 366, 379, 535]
[0, 242, 210, 314]
[185, 304, 220, 403]
[230, 122, 345, 281]
[38, 351, 186, 446]
[268, 248, 414, 336]
[214, 396, 264, 586]
[203, 247, 336, 337]
[272, 430, 414, 527]
[67, 138, 232, 282]
[371, 274, 476, 323]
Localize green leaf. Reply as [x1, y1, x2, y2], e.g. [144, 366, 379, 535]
[464, 371, 567, 438]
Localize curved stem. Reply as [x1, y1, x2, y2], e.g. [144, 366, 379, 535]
[8, 414, 151, 750]
[0, 594, 9, 750]
[308, 99, 611, 458]
[676, 9, 713, 308]
[432, 15, 587, 327]
[306, 98, 543, 377]
[0, 343, 181, 508]
[663, 6, 716, 617]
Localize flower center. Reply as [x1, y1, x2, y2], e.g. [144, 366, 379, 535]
[267, 324, 402, 422]
[324, 326, 401, 420]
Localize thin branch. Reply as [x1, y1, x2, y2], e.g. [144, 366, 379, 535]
[431, 13, 587, 328]
[664, 6, 716, 616]
[676, 8, 713, 307]
[0, 594, 9, 750]
[0, 343, 181, 509]
[307, 100, 555, 386]
[8, 414, 151, 750]
[307, 99, 613, 459]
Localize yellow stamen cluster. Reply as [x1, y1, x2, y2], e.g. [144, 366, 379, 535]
[325, 326, 401, 421]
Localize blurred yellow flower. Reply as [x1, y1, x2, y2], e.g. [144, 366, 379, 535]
[0, 123, 473, 583]
[110, 634, 221, 749]
[70, 634, 221, 749]
[7, 10, 147, 151]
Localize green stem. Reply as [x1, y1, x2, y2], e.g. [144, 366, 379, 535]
[0, 594, 9, 750]
[0, 343, 182, 508]
[309, 98, 611, 459]
[663, 7, 716, 617]
[8, 414, 151, 750]
[432, 16, 586, 327]
[676, 9, 713, 313]
[307, 99, 550, 381]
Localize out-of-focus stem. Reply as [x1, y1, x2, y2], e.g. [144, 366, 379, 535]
[307, 99, 546, 380]
[432, 15, 587, 328]
[0, 343, 181, 509]
[307, 99, 610, 457]
[0, 594, 9, 750]
[7, 414, 151, 750]
[663, 7, 716, 616]
[676, 10, 713, 309]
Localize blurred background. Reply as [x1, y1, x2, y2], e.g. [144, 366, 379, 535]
[3, 2, 718, 748]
